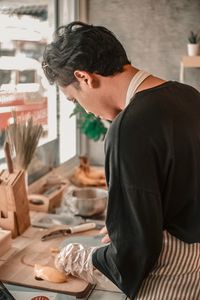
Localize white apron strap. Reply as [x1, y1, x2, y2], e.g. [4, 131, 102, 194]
[125, 70, 151, 107]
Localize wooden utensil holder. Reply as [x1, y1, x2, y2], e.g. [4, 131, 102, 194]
[0, 169, 30, 238]
[0, 229, 12, 257]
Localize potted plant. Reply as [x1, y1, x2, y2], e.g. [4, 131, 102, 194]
[70, 103, 109, 141]
[187, 31, 200, 56]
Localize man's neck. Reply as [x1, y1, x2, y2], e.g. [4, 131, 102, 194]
[113, 65, 165, 112]
[98, 65, 165, 120]
[109, 65, 139, 112]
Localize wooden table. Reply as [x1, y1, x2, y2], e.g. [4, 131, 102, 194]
[0, 225, 128, 300]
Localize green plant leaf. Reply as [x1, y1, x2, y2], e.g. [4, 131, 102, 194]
[70, 103, 108, 141]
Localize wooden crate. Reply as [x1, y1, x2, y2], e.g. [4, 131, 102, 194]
[28, 176, 69, 213]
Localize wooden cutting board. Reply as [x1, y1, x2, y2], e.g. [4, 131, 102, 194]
[0, 229, 97, 298]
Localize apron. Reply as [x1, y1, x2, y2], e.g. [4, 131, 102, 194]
[125, 70, 150, 107]
[125, 71, 200, 300]
[134, 231, 200, 300]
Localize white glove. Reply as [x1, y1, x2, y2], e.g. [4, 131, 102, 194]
[55, 243, 119, 291]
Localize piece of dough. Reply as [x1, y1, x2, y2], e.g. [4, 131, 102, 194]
[34, 264, 67, 283]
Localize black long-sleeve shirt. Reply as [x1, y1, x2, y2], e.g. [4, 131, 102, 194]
[92, 81, 200, 299]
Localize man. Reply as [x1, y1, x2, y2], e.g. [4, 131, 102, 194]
[42, 22, 200, 300]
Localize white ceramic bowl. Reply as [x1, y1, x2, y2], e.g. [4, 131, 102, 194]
[64, 187, 108, 217]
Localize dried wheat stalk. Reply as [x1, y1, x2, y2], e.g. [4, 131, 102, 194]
[6, 114, 43, 170]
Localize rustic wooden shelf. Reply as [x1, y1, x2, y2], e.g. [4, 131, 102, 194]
[180, 56, 200, 83]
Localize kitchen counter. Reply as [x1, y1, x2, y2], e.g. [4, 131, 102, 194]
[0, 162, 128, 299]
[0, 223, 128, 300]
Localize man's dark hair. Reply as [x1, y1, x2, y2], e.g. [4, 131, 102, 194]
[42, 21, 131, 87]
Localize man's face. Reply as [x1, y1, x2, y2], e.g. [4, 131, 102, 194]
[60, 83, 98, 116]
[60, 72, 113, 120]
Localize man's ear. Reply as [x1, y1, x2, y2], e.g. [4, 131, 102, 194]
[74, 70, 98, 88]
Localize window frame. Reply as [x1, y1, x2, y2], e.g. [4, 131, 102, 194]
[0, 0, 84, 178]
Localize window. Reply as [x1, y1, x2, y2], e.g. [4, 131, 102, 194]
[59, 90, 77, 163]
[0, 2, 56, 159]
[0, 1, 78, 175]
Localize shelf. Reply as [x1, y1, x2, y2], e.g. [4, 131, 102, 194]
[181, 56, 200, 67]
[180, 56, 200, 83]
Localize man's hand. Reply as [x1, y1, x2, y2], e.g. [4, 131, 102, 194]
[99, 226, 111, 244]
[54, 242, 119, 291]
